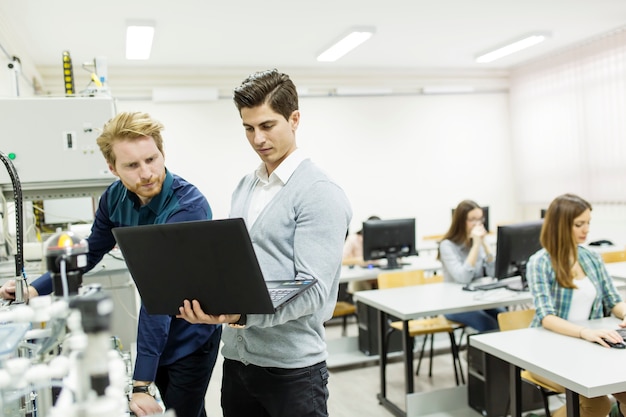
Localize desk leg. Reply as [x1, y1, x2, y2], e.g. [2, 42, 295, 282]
[402, 319, 414, 394]
[378, 310, 388, 399]
[509, 364, 522, 417]
[376, 310, 406, 417]
[565, 390, 580, 417]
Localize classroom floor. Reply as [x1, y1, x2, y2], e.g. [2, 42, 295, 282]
[202, 319, 564, 417]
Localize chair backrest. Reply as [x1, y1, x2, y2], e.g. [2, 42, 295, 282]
[422, 274, 444, 285]
[497, 309, 536, 331]
[601, 249, 626, 263]
[422, 233, 445, 242]
[377, 269, 425, 289]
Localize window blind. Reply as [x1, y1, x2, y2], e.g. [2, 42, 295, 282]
[510, 27, 626, 203]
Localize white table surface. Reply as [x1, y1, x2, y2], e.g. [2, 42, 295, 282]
[353, 281, 531, 319]
[353, 282, 533, 417]
[606, 261, 626, 280]
[471, 316, 626, 417]
[339, 256, 442, 283]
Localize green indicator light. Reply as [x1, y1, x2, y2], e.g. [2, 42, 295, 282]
[8, 153, 16, 160]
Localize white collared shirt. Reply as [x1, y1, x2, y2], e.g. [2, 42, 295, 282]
[247, 149, 306, 227]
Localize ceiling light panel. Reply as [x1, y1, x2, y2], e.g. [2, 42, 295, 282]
[317, 27, 375, 62]
[126, 21, 155, 60]
[475, 32, 551, 64]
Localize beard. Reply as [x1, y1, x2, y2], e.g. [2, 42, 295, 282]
[126, 171, 165, 203]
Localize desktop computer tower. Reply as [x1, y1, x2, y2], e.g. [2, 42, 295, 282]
[467, 339, 544, 417]
[357, 302, 403, 356]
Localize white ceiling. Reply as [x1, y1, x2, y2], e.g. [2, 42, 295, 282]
[2, 0, 626, 95]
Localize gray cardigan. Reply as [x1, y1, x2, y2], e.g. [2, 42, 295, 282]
[221, 159, 352, 368]
[439, 239, 494, 284]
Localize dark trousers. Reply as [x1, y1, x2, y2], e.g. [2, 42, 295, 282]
[221, 358, 330, 417]
[154, 326, 222, 417]
[445, 307, 505, 332]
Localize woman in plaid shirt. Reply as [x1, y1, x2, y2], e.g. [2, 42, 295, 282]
[527, 193, 626, 417]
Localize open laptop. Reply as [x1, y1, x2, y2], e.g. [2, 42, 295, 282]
[111, 218, 317, 315]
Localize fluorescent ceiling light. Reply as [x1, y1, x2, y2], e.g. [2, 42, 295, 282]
[422, 86, 475, 94]
[335, 87, 392, 96]
[126, 22, 155, 60]
[475, 32, 550, 64]
[317, 27, 375, 62]
[152, 87, 219, 102]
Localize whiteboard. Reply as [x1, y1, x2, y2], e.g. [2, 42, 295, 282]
[0, 97, 117, 186]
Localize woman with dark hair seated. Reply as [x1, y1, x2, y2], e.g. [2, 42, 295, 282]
[438, 200, 502, 332]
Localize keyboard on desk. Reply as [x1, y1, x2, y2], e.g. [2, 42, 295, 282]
[466, 280, 510, 291]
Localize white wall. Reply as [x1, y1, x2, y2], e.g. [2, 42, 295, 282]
[0, 66, 620, 243]
[0, 14, 40, 98]
[2, 19, 624, 244]
[117, 91, 517, 238]
[0, 54, 36, 97]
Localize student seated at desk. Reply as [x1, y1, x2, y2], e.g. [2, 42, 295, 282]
[438, 200, 503, 332]
[343, 215, 380, 292]
[527, 193, 626, 417]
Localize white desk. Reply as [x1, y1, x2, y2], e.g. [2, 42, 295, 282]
[339, 256, 442, 283]
[416, 239, 440, 254]
[328, 257, 443, 369]
[607, 261, 626, 281]
[353, 282, 532, 417]
[417, 234, 496, 255]
[589, 244, 626, 254]
[471, 316, 626, 417]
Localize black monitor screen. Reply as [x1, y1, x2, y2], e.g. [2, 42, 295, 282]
[362, 218, 417, 269]
[452, 206, 489, 232]
[494, 220, 543, 288]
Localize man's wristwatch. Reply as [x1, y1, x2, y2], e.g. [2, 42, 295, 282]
[228, 314, 247, 329]
[132, 384, 157, 397]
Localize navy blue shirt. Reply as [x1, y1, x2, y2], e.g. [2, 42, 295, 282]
[31, 169, 219, 381]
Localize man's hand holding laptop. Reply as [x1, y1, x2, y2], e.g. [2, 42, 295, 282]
[178, 299, 246, 328]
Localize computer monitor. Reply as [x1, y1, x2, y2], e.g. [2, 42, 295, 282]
[362, 218, 418, 270]
[494, 220, 543, 290]
[452, 206, 490, 232]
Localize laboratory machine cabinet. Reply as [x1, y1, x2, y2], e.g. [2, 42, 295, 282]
[0, 96, 117, 199]
[0, 96, 140, 351]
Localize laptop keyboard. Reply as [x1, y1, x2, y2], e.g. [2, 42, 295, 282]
[269, 288, 298, 302]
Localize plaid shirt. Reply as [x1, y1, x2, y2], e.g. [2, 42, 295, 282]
[527, 245, 622, 327]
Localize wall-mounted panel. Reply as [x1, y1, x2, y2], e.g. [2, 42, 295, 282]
[0, 97, 117, 190]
